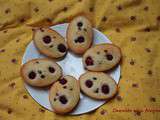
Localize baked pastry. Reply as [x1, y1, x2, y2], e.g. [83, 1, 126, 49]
[33, 27, 68, 58]
[83, 43, 121, 71]
[67, 15, 93, 54]
[79, 71, 118, 100]
[49, 75, 80, 114]
[20, 58, 62, 87]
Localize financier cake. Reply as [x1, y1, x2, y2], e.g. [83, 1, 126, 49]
[20, 58, 62, 87]
[49, 75, 80, 114]
[67, 15, 93, 54]
[83, 43, 122, 71]
[33, 27, 68, 58]
[79, 72, 118, 100]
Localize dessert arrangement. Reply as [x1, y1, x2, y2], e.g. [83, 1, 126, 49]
[20, 15, 122, 114]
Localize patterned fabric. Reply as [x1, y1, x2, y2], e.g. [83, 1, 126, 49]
[0, 0, 159, 120]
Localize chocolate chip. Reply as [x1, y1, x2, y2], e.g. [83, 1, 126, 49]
[59, 95, 68, 104]
[75, 36, 85, 43]
[70, 88, 73, 91]
[63, 86, 67, 89]
[56, 93, 59, 96]
[85, 80, 93, 88]
[48, 0, 53, 2]
[37, 70, 42, 74]
[98, 61, 102, 65]
[101, 84, 109, 94]
[106, 54, 113, 60]
[83, 28, 87, 32]
[36, 61, 39, 64]
[104, 50, 108, 53]
[93, 77, 97, 80]
[54, 98, 57, 101]
[49, 45, 53, 48]
[97, 51, 100, 54]
[57, 44, 66, 53]
[77, 22, 83, 27]
[78, 27, 82, 30]
[43, 36, 51, 44]
[85, 56, 94, 66]
[48, 67, 55, 73]
[28, 71, 36, 79]
[41, 75, 45, 79]
[59, 78, 67, 85]
[94, 88, 99, 93]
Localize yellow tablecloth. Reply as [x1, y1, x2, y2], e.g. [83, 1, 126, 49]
[0, 0, 160, 120]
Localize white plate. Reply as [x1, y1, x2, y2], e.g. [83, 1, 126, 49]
[22, 23, 120, 115]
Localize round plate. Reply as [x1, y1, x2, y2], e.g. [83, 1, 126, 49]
[22, 23, 120, 115]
